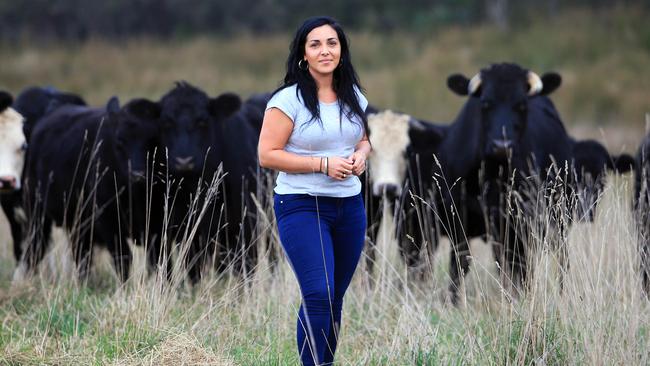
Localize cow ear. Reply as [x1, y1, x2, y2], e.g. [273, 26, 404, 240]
[106, 96, 120, 115]
[408, 119, 445, 150]
[611, 153, 635, 173]
[126, 98, 161, 120]
[209, 93, 241, 119]
[0, 91, 13, 112]
[540, 72, 562, 95]
[447, 74, 470, 96]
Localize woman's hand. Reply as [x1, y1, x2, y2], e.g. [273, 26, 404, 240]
[327, 156, 354, 180]
[348, 150, 367, 176]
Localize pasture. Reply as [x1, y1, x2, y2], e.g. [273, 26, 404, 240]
[1, 6, 649, 365]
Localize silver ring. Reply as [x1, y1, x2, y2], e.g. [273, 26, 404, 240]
[342, 173, 346, 178]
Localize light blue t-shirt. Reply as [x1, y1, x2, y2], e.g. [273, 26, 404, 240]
[266, 84, 368, 197]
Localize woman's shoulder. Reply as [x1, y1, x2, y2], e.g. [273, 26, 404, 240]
[273, 84, 301, 102]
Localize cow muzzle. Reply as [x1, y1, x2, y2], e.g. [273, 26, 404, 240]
[488, 139, 513, 159]
[373, 182, 401, 200]
[174, 156, 195, 172]
[0, 175, 19, 192]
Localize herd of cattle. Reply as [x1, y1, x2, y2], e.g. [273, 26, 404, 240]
[1, 63, 649, 303]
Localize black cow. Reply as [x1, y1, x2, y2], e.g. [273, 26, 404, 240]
[572, 139, 634, 222]
[17, 97, 161, 281]
[419, 63, 574, 304]
[157, 82, 260, 283]
[634, 132, 650, 296]
[13, 86, 87, 141]
[1, 87, 86, 264]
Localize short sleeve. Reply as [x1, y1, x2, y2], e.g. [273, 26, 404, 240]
[266, 87, 299, 123]
[354, 86, 369, 112]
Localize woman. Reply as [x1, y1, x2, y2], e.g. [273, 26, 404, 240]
[258, 16, 371, 365]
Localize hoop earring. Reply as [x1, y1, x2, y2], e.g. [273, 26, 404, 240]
[298, 59, 309, 71]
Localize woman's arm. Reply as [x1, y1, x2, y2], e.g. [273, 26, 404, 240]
[258, 108, 353, 179]
[349, 133, 371, 176]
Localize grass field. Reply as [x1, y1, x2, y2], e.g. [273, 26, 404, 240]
[0, 173, 648, 365]
[0, 5, 649, 365]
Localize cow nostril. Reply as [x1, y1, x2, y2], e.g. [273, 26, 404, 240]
[382, 184, 399, 199]
[0, 176, 17, 190]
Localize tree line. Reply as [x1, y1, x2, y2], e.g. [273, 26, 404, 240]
[0, 0, 646, 42]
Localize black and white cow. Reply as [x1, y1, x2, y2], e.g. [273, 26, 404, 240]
[425, 63, 575, 304]
[0, 91, 27, 262]
[363, 110, 447, 276]
[634, 130, 650, 296]
[17, 96, 161, 281]
[1, 87, 87, 264]
[157, 82, 260, 283]
[572, 139, 634, 222]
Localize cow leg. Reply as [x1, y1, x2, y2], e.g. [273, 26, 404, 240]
[146, 236, 172, 281]
[508, 229, 527, 291]
[187, 234, 211, 285]
[641, 237, 650, 297]
[448, 238, 471, 306]
[107, 238, 132, 283]
[363, 193, 381, 278]
[72, 235, 94, 282]
[1, 192, 25, 262]
[16, 215, 53, 279]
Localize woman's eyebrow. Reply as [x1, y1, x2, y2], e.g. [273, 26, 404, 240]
[307, 37, 338, 43]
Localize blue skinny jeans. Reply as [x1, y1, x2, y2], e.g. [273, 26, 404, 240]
[274, 193, 366, 366]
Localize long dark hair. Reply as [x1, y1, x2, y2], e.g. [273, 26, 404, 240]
[273, 16, 368, 133]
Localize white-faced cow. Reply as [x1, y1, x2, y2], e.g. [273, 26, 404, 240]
[0, 91, 27, 262]
[363, 110, 448, 276]
[17, 96, 161, 282]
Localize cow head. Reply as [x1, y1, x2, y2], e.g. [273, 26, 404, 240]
[367, 110, 411, 199]
[159, 81, 241, 176]
[0, 91, 26, 192]
[107, 97, 162, 183]
[447, 63, 562, 162]
[572, 139, 634, 222]
[13, 86, 87, 141]
[368, 110, 446, 203]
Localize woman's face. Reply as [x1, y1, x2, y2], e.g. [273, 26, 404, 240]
[303, 24, 341, 76]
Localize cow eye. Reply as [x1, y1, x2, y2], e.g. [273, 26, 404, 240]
[20, 142, 28, 151]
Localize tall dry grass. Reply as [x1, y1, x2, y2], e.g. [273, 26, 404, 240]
[0, 169, 648, 364]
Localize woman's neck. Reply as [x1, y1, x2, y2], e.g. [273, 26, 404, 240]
[310, 71, 336, 103]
